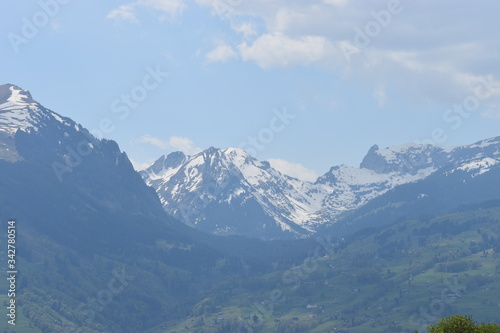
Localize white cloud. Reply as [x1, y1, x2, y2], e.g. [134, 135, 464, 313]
[190, 1, 500, 108]
[107, 0, 187, 23]
[195, 0, 239, 18]
[107, 4, 139, 24]
[481, 109, 500, 120]
[139, 135, 201, 155]
[205, 44, 238, 63]
[140, 135, 170, 149]
[238, 32, 332, 69]
[273, 8, 299, 33]
[107, 0, 500, 109]
[323, 0, 348, 7]
[372, 84, 386, 108]
[141, 0, 187, 19]
[167, 136, 201, 154]
[268, 158, 319, 182]
[232, 22, 257, 39]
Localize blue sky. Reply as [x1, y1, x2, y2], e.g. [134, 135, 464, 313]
[1, 0, 500, 180]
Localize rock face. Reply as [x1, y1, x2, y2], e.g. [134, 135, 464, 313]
[360, 143, 449, 175]
[141, 147, 315, 239]
[143, 136, 500, 239]
[146, 151, 188, 176]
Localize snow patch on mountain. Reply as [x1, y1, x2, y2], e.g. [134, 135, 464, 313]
[455, 157, 499, 176]
[315, 164, 438, 225]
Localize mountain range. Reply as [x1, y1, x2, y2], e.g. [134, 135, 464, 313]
[0, 84, 315, 332]
[3, 82, 499, 242]
[141, 134, 500, 239]
[1, 83, 500, 332]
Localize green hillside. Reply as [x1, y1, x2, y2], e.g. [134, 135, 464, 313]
[161, 206, 500, 333]
[2, 203, 499, 332]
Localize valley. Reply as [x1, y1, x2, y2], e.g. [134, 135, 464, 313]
[0, 84, 499, 333]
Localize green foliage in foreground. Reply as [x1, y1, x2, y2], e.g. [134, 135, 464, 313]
[415, 315, 500, 333]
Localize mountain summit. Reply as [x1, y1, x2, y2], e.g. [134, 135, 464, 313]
[143, 137, 500, 239]
[141, 147, 315, 239]
[0, 84, 314, 332]
[0, 84, 174, 246]
[0, 84, 74, 136]
[0, 84, 81, 163]
[0, 83, 35, 104]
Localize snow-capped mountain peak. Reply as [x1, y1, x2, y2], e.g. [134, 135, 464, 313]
[0, 83, 98, 168]
[141, 151, 188, 182]
[143, 136, 500, 239]
[0, 84, 75, 136]
[0, 84, 36, 105]
[141, 146, 320, 238]
[359, 142, 454, 175]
